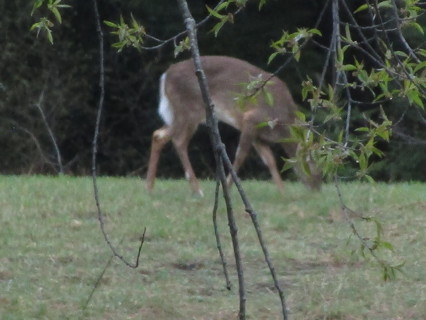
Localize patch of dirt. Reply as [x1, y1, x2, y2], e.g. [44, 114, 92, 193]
[286, 258, 329, 274]
[57, 256, 73, 264]
[171, 261, 205, 271]
[128, 307, 185, 320]
[253, 279, 294, 293]
[0, 270, 13, 280]
[286, 257, 363, 275]
[138, 268, 153, 276]
[310, 312, 358, 320]
[328, 207, 344, 222]
[195, 310, 239, 320]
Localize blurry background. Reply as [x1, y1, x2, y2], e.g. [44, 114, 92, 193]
[1, 0, 425, 181]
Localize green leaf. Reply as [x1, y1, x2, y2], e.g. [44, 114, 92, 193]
[131, 13, 139, 29]
[174, 37, 190, 57]
[364, 174, 375, 183]
[309, 28, 322, 36]
[301, 158, 311, 176]
[407, 89, 424, 108]
[377, 0, 392, 9]
[206, 5, 225, 19]
[267, 52, 279, 65]
[47, 29, 54, 44]
[50, 7, 62, 24]
[289, 125, 305, 141]
[211, 20, 227, 37]
[408, 22, 425, 34]
[32, 0, 45, 15]
[380, 241, 394, 251]
[264, 90, 274, 106]
[344, 23, 352, 43]
[104, 20, 118, 28]
[215, 1, 231, 11]
[414, 60, 426, 73]
[255, 121, 269, 129]
[281, 158, 296, 172]
[258, 0, 267, 10]
[394, 50, 408, 58]
[294, 50, 301, 62]
[112, 42, 124, 49]
[30, 22, 42, 31]
[354, 3, 369, 13]
[341, 64, 357, 71]
[355, 127, 370, 132]
[294, 111, 306, 121]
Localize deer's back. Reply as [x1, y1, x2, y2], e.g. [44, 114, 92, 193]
[165, 56, 297, 136]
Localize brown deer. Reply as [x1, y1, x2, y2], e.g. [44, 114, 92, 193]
[146, 56, 321, 196]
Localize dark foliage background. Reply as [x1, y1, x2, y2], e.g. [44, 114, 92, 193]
[1, 0, 425, 181]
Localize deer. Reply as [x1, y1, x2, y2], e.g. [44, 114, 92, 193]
[145, 56, 321, 196]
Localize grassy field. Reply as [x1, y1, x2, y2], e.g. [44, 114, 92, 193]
[0, 175, 425, 319]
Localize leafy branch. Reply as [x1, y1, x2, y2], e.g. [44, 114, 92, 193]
[30, 0, 71, 44]
[335, 178, 405, 281]
[275, 0, 426, 279]
[104, 14, 146, 52]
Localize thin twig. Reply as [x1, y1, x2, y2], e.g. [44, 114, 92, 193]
[8, 120, 57, 170]
[212, 176, 232, 290]
[332, 0, 352, 148]
[334, 175, 389, 269]
[141, 0, 227, 51]
[34, 89, 64, 174]
[82, 238, 124, 311]
[370, 0, 426, 97]
[393, 128, 426, 146]
[391, 0, 420, 63]
[91, 0, 146, 268]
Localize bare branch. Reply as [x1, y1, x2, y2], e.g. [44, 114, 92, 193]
[8, 120, 57, 171]
[393, 127, 426, 146]
[34, 88, 64, 174]
[82, 238, 125, 311]
[177, 1, 289, 319]
[176, 1, 247, 318]
[212, 177, 232, 290]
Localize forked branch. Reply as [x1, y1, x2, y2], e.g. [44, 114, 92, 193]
[177, 0, 288, 319]
[213, 177, 232, 290]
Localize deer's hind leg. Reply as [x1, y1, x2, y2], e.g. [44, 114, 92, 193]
[226, 120, 256, 187]
[146, 126, 173, 192]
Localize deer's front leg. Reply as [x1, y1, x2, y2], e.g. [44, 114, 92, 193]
[172, 128, 204, 197]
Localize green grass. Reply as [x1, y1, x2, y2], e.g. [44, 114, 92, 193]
[0, 175, 425, 319]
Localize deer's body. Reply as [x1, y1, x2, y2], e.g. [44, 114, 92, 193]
[146, 56, 321, 195]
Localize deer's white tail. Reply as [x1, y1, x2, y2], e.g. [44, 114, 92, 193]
[158, 72, 173, 126]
